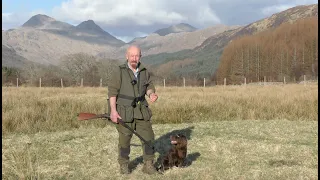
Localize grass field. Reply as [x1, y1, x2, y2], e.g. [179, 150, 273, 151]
[2, 120, 318, 179]
[2, 84, 318, 179]
[2, 84, 318, 134]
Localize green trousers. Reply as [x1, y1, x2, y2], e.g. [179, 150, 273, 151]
[116, 119, 155, 164]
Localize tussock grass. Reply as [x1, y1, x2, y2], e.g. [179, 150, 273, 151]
[2, 84, 318, 135]
[2, 120, 318, 179]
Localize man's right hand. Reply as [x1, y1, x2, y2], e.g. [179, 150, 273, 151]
[110, 110, 121, 123]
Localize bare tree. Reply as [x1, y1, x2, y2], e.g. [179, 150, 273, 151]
[59, 53, 100, 86]
[96, 58, 121, 86]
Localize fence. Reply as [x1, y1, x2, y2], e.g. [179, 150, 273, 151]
[9, 75, 318, 88]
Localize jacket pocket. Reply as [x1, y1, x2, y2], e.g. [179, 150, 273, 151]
[117, 104, 134, 123]
[141, 105, 152, 120]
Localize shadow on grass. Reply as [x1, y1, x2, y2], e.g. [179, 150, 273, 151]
[128, 126, 201, 172]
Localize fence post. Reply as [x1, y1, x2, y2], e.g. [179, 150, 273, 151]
[304, 75, 306, 86]
[264, 76, 266, 86]
[204, 78, 206, 87]
[81, 78, 83, 87]
[61, 78, 64, 88]
[100, 78, 102, 87]
[39, 78, 42, 88]
[183, 77, 185, 87]
[284, 76, 286, 84]
[163, 79, 166, 88]
[16, 78, 19, 87]
[244, 77, 246, 86]
[224, 78, 226, 87]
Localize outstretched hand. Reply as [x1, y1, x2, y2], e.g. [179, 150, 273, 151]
[149, 93, 158, 103]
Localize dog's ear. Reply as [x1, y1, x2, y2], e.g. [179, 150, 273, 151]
[176, 138, 187, 149]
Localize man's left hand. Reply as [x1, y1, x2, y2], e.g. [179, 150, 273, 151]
[149, 93, 158, 103]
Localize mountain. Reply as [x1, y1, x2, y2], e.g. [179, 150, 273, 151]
[76, 20, 108, 35]
[141, 4, 318, 79]
[73, 20, 125, 45]
[2, 15, 126, 65]
[128, 36, 147, 44]
[21, 14, 125, 46]
[106, 24, 239, 60]
[2, 28, 119, 65]
[154, 23, 197, 36]
[22, 14, 73, 30]
[2, 14, 237, 66]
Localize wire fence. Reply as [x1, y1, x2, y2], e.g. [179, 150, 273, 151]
[4, 75, 318, 88]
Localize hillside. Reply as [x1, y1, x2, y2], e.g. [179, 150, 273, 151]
[2, 27, 117, 65]
[215, 16, 318, 84]
[142, 4, 318, 80]
[2, 45, 28, 68]
[109, 24, 239, 60]
[195, 4, 318, 53]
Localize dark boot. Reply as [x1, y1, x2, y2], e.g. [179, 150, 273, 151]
[118, 146, 131, 174]
[142, 160, 159, 174]
[119, 163, 130, 174]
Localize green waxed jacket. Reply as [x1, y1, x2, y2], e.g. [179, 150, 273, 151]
[108, 62, 156, 122]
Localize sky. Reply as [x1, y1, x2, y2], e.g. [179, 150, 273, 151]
[2, 0, 318, 42]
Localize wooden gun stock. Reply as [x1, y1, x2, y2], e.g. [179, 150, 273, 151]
[77, 113, 110, 120]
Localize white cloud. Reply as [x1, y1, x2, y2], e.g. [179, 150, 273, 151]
[261, 4, 293, 15]
[2, 10, 48, 30]
[261, 0, 317, 16]
[30, 9, 47, 16]
[2, 13, 12, 18]
[52, 0, 221, 27]
[2, 12, 25, 29]
[2, 13, 15, 23]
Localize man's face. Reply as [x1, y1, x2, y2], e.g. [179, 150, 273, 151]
[126, 48, 141, 69]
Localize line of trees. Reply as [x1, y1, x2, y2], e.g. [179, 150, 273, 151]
[213, 17, 318, 85]
[2, 53, 120, 87]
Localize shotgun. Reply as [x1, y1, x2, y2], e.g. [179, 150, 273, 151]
[77, 112, 154, 150]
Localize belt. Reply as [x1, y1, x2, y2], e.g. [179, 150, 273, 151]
[118, 94, 145, 107]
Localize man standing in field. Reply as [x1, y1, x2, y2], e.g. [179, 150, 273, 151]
[108, 45, 159, 175]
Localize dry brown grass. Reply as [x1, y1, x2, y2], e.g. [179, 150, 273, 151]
[2, 120, 318, 179]
[2, 84, 318, 179]
[2, 84, 318, 135]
